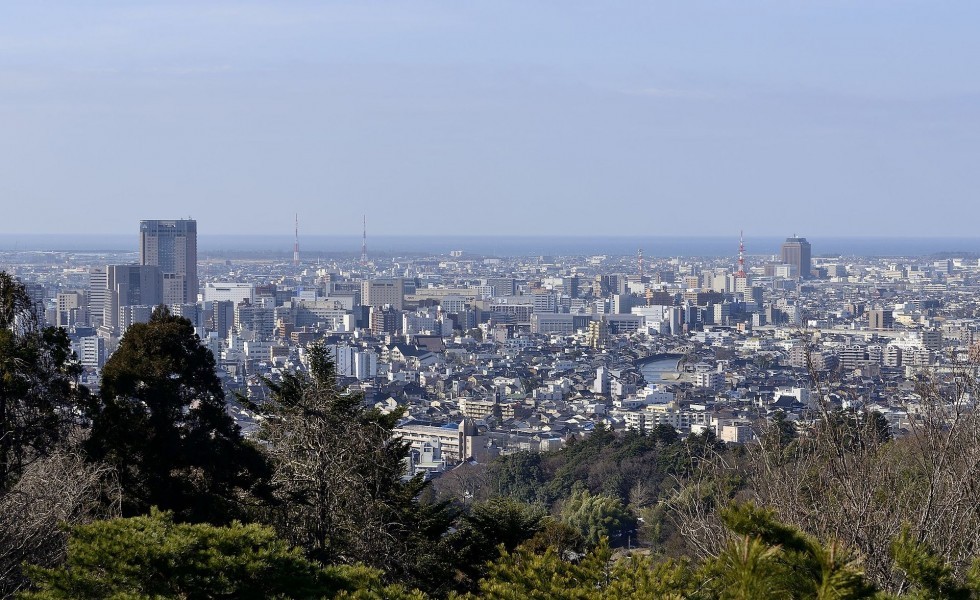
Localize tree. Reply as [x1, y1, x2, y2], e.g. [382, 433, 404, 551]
[0, 453, 119, 598]
[84, 306, 269, 523]
[485, 451, 546, 504]
[455, 539, 693, 600]
[21, 509, 422, 600]
[559, 489, 635, 547]
[0, 272, 84, 490]
[709, 503, 876, 600]
[890, 524, 975, 600]
[257, 343, 452, 593]
[448, 498, 547, 591]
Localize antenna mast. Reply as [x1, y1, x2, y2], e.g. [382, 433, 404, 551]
[360, 215, 368, 266]
[293, 213, 300, 266]
[736, 230, 746, 278]
[638, 248, 644, 281]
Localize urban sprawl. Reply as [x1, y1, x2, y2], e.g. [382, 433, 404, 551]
[4, 220, 973, 478]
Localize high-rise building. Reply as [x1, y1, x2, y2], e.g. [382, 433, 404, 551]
[868, 309, 894, 330]
[780, 236, 812, 280]
[140, 219, 198, 304]
[361, 278, 405, 310]
[88, 267, 108, 327]
[105, 264, 162, 334]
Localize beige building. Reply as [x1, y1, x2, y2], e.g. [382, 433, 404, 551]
[361, 278, 405, 310]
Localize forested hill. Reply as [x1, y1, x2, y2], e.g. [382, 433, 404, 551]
[3, 272, 980, 599]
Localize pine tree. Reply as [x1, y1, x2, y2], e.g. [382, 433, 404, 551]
[21, 509, 420, 599]
[0, 271, 84, 490]
[84, 306, 269, 523]
[257, 343, 452, 592]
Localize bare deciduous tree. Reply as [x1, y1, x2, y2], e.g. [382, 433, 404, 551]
[0, 452, 119, 597]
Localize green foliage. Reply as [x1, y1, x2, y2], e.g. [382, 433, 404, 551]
[711, 535, 790, 600]
[448, 498, 547, 591]
[257, 342, 453, 593]
[560, 489, 635, 547]
[890, 525, 971, 600]
[707, 503, 877, 600]
[519, 518, 586, 558]
[538, 424, 683, 505]
[0, 272, 85, 490]
[455, 539, 693, 600]
[461, 502, 878, 600]
[20, 508, 400, 599]
[84, 306, 270, 523]
[485, 451, 546, 504]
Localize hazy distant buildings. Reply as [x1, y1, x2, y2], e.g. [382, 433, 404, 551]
[56, 291, 87, 329]
[780, 236, 812, 279]
[140, 219, 198, 304]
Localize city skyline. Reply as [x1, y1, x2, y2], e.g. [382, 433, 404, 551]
[1, 1, 979, 237]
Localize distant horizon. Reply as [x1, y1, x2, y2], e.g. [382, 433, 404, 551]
[3, 233, 980, 258]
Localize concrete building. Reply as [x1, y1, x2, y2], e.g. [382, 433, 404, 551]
[87, 267, 108, 327]
[56, 291, 87, 329]
[361, 278, 405, 310]
[204, 283, 255, 305]
[140, 219, 198, 304]
[780, 236, 812, 279]
[869, 309, 894, 330]
[105, 265, 162, 335]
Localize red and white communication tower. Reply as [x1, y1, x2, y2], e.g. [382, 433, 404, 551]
[736, 230, 746, 278]
[293, 214, 300, 266]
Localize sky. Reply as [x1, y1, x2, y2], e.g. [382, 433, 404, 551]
[0, 1, 978, 238]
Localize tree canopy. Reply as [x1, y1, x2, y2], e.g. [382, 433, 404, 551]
[84, 306, 269, 523]
[0, 272, 84, 491]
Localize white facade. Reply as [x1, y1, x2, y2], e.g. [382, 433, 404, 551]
[204, 283, 255, 305]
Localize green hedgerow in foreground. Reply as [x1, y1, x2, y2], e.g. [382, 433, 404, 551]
[19, 509, 422, 600]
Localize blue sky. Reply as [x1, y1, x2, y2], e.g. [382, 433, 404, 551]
[1, 1, 978, 237]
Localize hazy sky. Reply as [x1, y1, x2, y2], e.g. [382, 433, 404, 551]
[1, 1, 978, 237]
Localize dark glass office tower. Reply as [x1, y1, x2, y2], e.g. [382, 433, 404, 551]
[780, 236, 812, 279]
[140, 219, 198, 304]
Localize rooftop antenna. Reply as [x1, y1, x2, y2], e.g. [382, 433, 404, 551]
[293, 213, 300, 267]
[736, 230, 746, 278]
[360, 215, 368, 266]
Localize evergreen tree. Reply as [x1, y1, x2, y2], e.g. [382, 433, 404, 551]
[257, 343, 453, 593]
[21, 509, 422, 599]
[84, 306, 269, 523]
[0, 272, 84, 491]
[559, 489, 635, 547]
[448, 498, 547, 591]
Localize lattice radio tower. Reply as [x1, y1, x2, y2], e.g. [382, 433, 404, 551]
[360, 215, 368, 266]
[736, 230, 746, 278]
[293, 213, 300, 266]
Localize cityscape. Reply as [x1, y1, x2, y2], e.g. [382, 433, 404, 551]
[4, 221, 975, 468]
[4, 1, 980, 597]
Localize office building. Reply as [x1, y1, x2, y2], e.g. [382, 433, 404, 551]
[88, 267, 108, 327]
[204, 282, 255, 305]
[105, 265, 162, 334]
[140, 219, 198, 304]
[361, 278, 405, 310]
[869, 309, 894, 330]
[780, 236, 812, 280]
